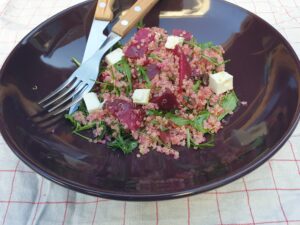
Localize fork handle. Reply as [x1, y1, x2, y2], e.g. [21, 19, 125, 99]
[112, 0, 159, 37]
[95, 0, 115, 21]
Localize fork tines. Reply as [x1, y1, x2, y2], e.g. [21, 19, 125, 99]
[38, 76, 89, 116]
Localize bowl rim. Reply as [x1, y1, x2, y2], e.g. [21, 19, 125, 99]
[0, 0, 300, 201]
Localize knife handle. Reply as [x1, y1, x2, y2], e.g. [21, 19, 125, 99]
[95, 0, 115, 21]
[112, 0, 159, 37]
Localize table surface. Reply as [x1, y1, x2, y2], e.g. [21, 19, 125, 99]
[0, 0, 300, 224]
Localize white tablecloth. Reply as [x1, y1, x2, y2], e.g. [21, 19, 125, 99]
[0, 0, 300, 224]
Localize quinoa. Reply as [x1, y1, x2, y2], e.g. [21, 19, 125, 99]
[67, 27, 239, 159]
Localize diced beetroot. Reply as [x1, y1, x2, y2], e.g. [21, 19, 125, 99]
[151, 90, 179, 111]
[134, 28, 154, 43]
[146, 63, 160, 80]
[159, 131, 170, 143]
[124, 44, 147, 59]
[174, 45, 192, 93]
[172, 29, 193, 41]
[105, 99, 144, 131]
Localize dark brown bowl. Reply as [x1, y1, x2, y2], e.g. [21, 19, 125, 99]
[0, 0, 300, 201]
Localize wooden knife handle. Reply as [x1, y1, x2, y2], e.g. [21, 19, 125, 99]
[95, 0, 115, 21]
[112, 0, 159, 37]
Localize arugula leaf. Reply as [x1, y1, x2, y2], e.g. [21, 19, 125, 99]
[201, 54, 219, 65]
[73, 131, 92, 142]
[202, 54, 231, 67]
[78, 101, 88, 116]
[101, 82, 115, 92]
[137, 65, 151, 88]
[146, 109, 164, 116]
[65, 114, 82, 131]
[109, 67, 121, 96]
[186, 129, 191, 148]
[146, 110, 213, 134]
[185, 39, 216, 50]
[192, 80, 201, 92]
[71, 57, 81, 67]
[165, 113, 190, 126]
[109, 42, 123, 53]
[192, 111, 210, 133]
[108, 135, 138, 154]
[218, 91, 239, 120]
[75, 123, 97, 132]
[148, 54, 163, 62]
[65, 115, 107, 140]
[99, 60, 107, 73]
[198, 41, 214, 49]
[114, 58, 132, 94]
[137, 20, 145, 29]
[191, 135, 215, 149]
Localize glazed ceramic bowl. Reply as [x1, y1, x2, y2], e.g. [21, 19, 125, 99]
[0, 0, 300, 200]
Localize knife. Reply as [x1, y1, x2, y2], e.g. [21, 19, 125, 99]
[69, 0, 115, 114]
[57, 0, 159, 116]
[83, 0, 116, 62]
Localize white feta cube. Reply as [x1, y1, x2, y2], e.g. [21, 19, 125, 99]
[165, 36, 184, 49]
[105, 48, 124, 66]
[132, 89, 151, 105]
[209, 71, 233, 95]
[83, 92, 104, 113]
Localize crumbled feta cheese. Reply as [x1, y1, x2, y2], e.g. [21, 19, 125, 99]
[83, 92, 104, 113]
[165, 36, 184, 49]
[105, 48, 124, 66]
[209, 71, 233, 95]
[132, 89, 151, 105]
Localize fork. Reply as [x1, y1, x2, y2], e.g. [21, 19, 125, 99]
[38, 51, 105, 116]
[38, 0, 158, 117]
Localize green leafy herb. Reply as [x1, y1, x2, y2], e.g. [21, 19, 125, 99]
[75, 122, 97, 132]
[96, 122, 107, 140]
[65, 114, 82, 131]
[198, 41, 214, 50]
[108, 134, 138, 154]
[146, 110, 213, 135]
[137, 20, 145, 29]
[165, 113, 190, 126]
[99, 60, 107, 73]
[78, 101, 88, 116]
[109, 42, 123, 53]
[184, 39, 230, 67]
[191, 135, 215, 149]
[159, 126, 169, 132]
[71, 57, 81, 67]
[202, 54, 231, 67]
[222, 59, 231, 65]
[148, 53, 163, 62]
[146, 109, 164, 116]
[201, 54, 219, 65]
[186, 129, 191, 148]
[101, 82, 115, 92]
[109, 67, 121, 96]
[150, 120, 159, 125]
[65, 115, 107, 141]
[183, 96, 190, 102]
[185, 39, 215, 50]
[73, 131, 92, 142]
[137, 65, 151, 88]
[114, 58, 132, 94]
[191, 111, 210, 133]
[218, 91, 239, 120]
[192, 80, 201, 93]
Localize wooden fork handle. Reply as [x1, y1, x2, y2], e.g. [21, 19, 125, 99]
[95, 0, 116, 21]
[112, 0, 159, 37]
